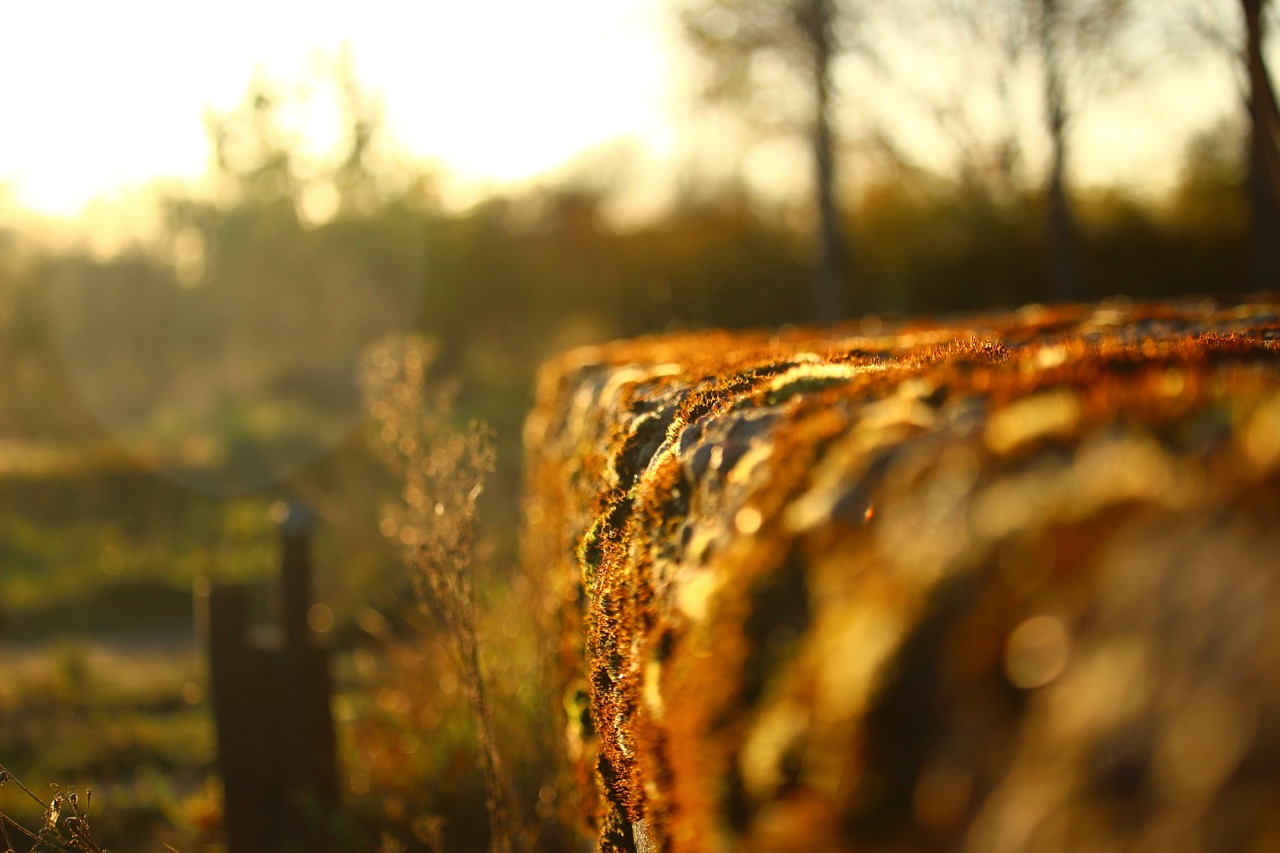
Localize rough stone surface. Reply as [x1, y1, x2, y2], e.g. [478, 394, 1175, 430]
[522, 297, 1280, 852]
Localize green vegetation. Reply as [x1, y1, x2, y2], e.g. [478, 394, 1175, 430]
[0, 647, 212, 851]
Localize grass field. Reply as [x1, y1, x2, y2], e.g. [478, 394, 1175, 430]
[0, 458, 320, 850]
[0, 455, 245, 847]
[0, 433, 560, 852]
[0, 639, 219, 850]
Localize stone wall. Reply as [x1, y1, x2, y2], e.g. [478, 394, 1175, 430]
[522, 298, 1280, 852]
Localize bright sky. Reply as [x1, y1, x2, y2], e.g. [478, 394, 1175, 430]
[0, 0, 675, 218]
[0, 0, 1246, 225]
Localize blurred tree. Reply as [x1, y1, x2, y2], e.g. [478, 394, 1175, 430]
[680, 0, 876, 320]
[203, 73, 299, 213]
[1168, 118, 1248, 236]
[1035, 0, 1081, 301]
[1018, 0, 1135, 301]
[1170, 0, 1280, 285]
[907, 0, 1031, 203]
[42, 63, 437, 495]
[330, 50, 386, 218]
[1241, 0, 1280, 284]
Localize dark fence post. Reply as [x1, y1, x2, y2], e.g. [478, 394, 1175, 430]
[279, 504, 314, 650]
[197, 502, 339, 853]
[275, 503, 340, 846]
[197, 581, 273, 853]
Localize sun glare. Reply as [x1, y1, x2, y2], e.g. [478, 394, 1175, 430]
[0, 0, 670, 218]
[0, 0, 1249, 226]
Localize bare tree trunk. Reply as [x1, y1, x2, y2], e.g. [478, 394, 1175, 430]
[1243, 0, 1280, 285]
[1039, 0, 1083, 302]
[803, 0, 853, 320]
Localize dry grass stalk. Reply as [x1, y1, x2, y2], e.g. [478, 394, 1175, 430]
[0, 766, 107, 853]
[362, 335, 513, 853]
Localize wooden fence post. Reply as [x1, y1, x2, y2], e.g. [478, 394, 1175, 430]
[197, 502, 339, 853]
[275, 503, 340, 846]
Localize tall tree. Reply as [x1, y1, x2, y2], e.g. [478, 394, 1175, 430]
[922, 0, 1137, 301]
[1035, 0, 1082, 301]
[680, 0, 872, 320]
[1242, 0, 1280, 283]
[800, 0, 851, 320]
[1025, 0, 1134, 302]
[1169, 0, 1280, 284]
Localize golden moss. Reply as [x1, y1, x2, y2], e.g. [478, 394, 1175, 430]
[523, 296, 1280, 852]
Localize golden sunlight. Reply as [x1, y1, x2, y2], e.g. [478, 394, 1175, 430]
[0, 0, 670, 217]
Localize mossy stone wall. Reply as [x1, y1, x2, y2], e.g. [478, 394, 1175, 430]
[523, 298, 1280, 852]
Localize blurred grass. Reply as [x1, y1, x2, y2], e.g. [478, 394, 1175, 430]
[0, 448, 327, 851]
[0, 642, 219, 851]
[0, 431, 562, 851]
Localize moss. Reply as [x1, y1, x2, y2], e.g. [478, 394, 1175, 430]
[762, 374, 855, 407]
[739, 548, 812, 709]
[524, 296, 1280, 852]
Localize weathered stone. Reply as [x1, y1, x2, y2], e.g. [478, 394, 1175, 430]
[522, 298, 1280, 852]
